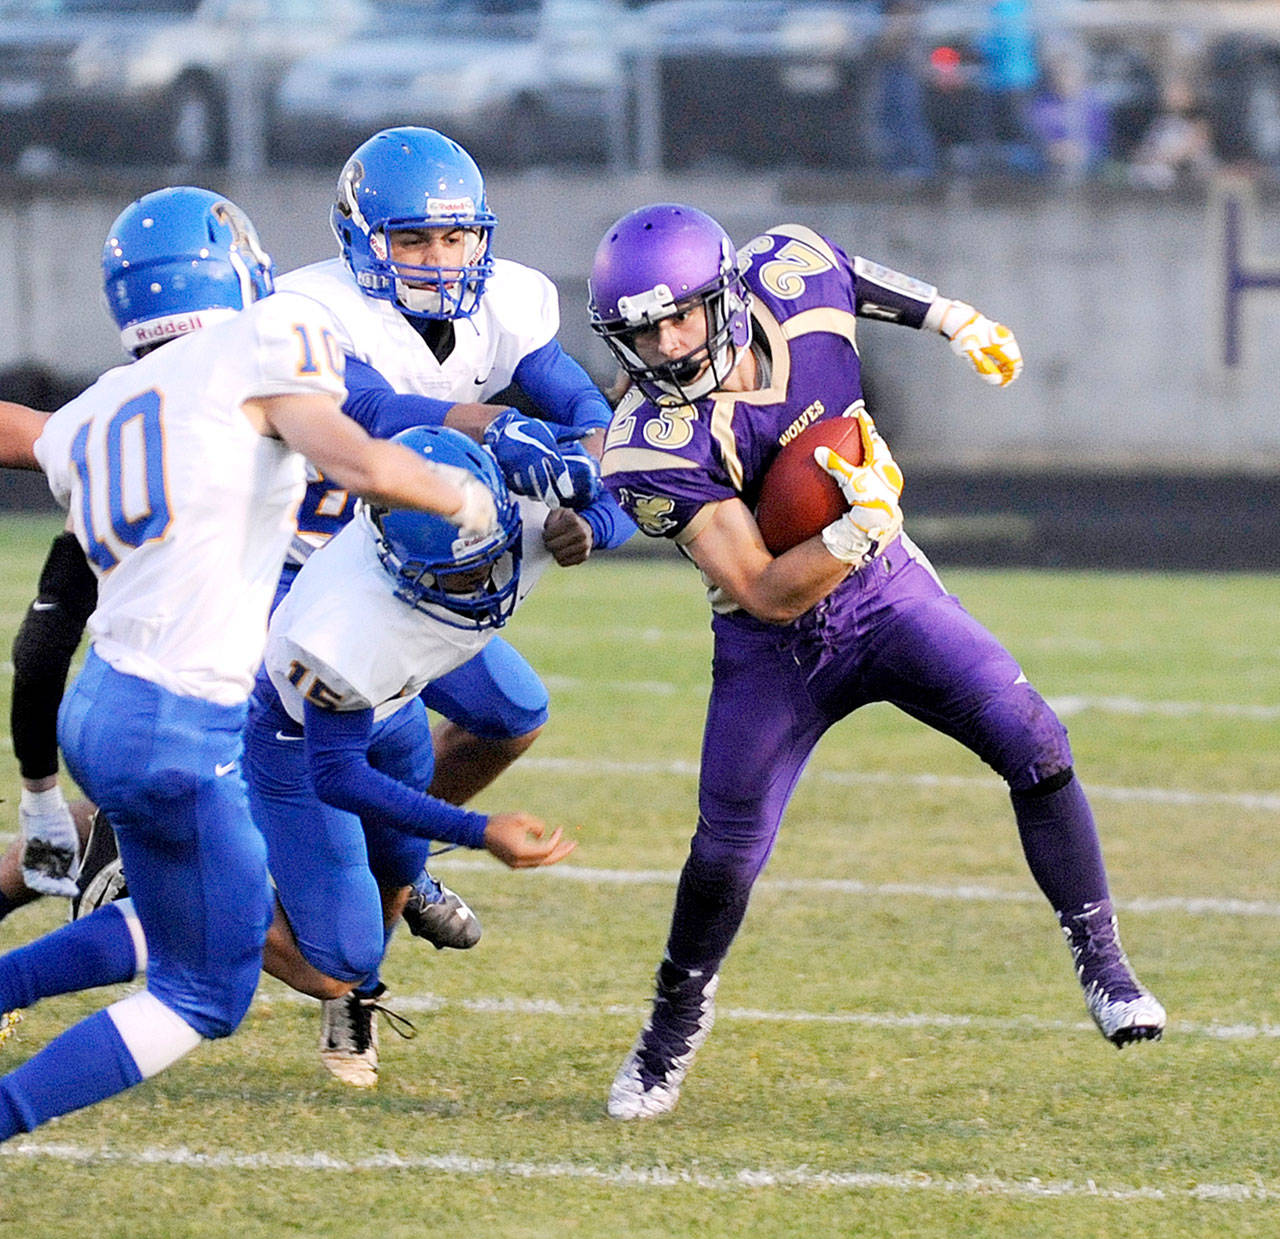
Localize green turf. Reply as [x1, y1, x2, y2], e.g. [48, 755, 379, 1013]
[0, 511, 1279, 1238]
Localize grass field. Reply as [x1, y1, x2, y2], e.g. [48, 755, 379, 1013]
[0, 511, 1279, 1238]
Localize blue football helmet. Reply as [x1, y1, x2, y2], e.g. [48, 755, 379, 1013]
[588, 203, 751, 402]
[370, 426, 522, 631]
[102, 186, 275, 356]
[331, 127, 497, 320]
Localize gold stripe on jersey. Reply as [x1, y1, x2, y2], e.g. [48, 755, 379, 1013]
[673, 496, 725, 546]
[783, 306, 860, 352]
[765, 224, 841, 269]
[601, 445, 703, 477]
[708, 394, 743, 491]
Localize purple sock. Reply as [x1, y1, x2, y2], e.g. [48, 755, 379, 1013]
[1011, 774, 1111, 914]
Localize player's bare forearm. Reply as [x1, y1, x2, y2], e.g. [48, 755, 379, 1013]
[443, 402, 516, 442]
[0, 401, 50, 470]
[687, 499, 850, 624]
[258, 392, 470, 520]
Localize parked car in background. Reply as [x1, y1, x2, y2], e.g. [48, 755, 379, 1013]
[271, 0, 634, 168]
[0, 0, 368, 168]
[630, 0, 878, 171]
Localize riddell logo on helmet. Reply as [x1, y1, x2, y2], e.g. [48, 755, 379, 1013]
[131, 314, 208, 346]
[426, 196, 473, 219]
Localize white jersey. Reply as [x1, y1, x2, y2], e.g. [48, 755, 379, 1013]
[263, 496, 551, 725]
[35, 291, 347, 705]
[277, 256, 559, 404]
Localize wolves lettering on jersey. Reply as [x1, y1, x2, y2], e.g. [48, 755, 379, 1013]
[277, 256, 559, 566]
[34, 291, 346, 704]
[601, 225, 865, 545]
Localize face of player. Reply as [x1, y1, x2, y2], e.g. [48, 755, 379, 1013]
[388, 226, 479, 280]
[629, 300, 710, 378]
[437, 562, 492, 595]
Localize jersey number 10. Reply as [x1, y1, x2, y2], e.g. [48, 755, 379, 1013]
[71, 389, 171, 572]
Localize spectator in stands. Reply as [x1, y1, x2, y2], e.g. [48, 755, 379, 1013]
[1129, 75, 1218, 190]
[1031, 45, 1111, 183]
[869, 0, 939, 180]
[975, 0, 1045, 174]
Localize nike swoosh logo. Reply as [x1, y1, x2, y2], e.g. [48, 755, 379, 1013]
[502, 424, 557, 451]
[274, 731, 303, 742]
[31, 601, 57, 611]
[473, 373, 492, 386]
[215, 761, 237, 777]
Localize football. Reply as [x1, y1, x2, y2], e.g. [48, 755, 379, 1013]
[754, 416, 865, 555]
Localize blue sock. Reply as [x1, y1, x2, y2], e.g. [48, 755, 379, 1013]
[0, 905, 138, 1012]
[0, 1009, 143, 1139]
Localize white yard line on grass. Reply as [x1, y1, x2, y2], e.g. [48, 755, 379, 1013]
[252, 989, 1280, 1043]
[515, 755, 1280, 814]
[539, 673, 1280, 723]
[428, 854, 1280, 919]
[0, 1140, 1275, 1201]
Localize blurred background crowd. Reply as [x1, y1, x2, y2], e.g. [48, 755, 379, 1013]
[0, 0, 1277, 189]
[4, 0, 1280, 568]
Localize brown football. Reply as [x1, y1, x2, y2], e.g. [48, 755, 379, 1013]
[754, 416, 865, 555]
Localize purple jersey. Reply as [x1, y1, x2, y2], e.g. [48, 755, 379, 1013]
[601, 225, 934, 551]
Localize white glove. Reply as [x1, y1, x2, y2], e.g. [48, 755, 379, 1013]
[814, 412, 904, 566]
[19, 785, 80, 898]
[432, 462, 499, 539]
[929, 298, 1023, 388]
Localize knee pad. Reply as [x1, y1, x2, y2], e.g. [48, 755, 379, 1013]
[295, 912, 385, 987]
[420, 640, 549, 740]
[969, 679, 1073, 793]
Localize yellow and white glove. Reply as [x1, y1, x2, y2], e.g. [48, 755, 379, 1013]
[927, 297, 1022, 388]
[814, 412, 905, 566]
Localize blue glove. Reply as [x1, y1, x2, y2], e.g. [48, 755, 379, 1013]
[484, 410, 601, 510]
[553, 433, 603, 511]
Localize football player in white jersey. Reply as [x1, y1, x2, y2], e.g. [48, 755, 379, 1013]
[0, 128, 628, 950]
[0, 186, 500, 1140]
[245, 425, 575, 1086]
[267, 127, 630, 963]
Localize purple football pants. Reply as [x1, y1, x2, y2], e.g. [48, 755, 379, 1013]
[665, 537, 1109, 975]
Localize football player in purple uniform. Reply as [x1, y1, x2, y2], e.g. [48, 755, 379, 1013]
[589, 203, 1163, 1120]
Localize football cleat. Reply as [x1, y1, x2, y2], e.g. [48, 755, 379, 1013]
[1059, 900, 1166, 1047]
[402, 869, 481, 950]
[607, 959, 719, 1120]
[0, 1010, 21, 1049]
[318, 983, 416, 1088]
[69, 810, 128, 921]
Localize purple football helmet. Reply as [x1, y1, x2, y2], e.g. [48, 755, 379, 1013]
[588, 203, 751, 401]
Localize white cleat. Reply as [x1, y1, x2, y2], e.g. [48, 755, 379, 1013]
[1082, 986, 1167, 1047]
[320, 991, 379, 1087]
[1060, 900, 1166, 1048]
[608, 1044, 686, 1120]
[606, 962, 718, 1120]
